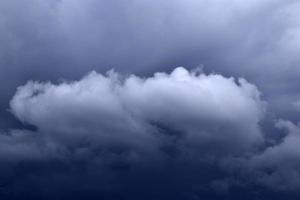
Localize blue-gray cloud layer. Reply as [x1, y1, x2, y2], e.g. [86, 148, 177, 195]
[1, 0, 300, 199]
[2, 68, 266, 199]
[1, 67, 299, 200]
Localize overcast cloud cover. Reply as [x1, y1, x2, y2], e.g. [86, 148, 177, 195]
[1, 0, 300, 199]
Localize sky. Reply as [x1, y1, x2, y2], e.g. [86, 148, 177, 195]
[1, 0, 300, 199]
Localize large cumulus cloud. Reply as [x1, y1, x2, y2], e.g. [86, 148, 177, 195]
[1, 67, 266, 199]
[10, 67, 265, 158]
[3, 67, 300, 199]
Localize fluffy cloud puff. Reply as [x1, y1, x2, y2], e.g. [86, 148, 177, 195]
[9, 67, 265, 160]
[0, 67, 269, 199]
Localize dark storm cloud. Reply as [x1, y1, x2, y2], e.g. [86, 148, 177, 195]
[2, 67, 300, 199]
[1, 68, 266, 199]
[1, 0, 300, 199]
[1, 68, 300, 199]
[222, 120, 300, 193]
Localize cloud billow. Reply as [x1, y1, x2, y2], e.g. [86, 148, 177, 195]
[10, 67, 265, 158]
[0, 67, 266, 199]
[3, 67, 300, 199]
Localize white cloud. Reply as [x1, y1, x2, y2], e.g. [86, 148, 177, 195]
[9, 67, 265, 159]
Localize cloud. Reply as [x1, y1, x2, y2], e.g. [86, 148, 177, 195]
[4, 66, 300, 199]
[10, 67, 265, 158]
[2, 0, 300, 198]
[216, 119, 300, 195]
[237, 120, 300, 191]
[0, 67, 266, 199]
